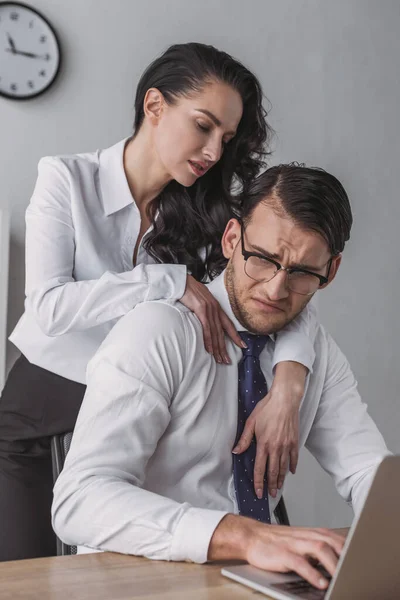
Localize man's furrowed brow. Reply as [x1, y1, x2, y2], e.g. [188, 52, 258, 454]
[250, 242, 326, 271]
[249, 242, 280, 260]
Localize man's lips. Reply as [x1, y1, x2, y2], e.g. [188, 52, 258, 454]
[188, 160, 208, 176]
[251, 297, 285, 313]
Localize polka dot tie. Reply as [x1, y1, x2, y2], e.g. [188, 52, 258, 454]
[233, 331, 271, 523]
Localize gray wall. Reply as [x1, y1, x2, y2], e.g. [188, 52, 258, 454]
[1, 0, 399, 528]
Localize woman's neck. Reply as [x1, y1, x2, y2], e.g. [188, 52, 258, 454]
[123, 128, 172, 212]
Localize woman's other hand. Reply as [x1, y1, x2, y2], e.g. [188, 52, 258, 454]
[233, 361, 307, 498]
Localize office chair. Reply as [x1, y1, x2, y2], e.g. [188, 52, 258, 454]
[274, 493, 290, 526]
[51, 431, 77, 556]
[51, 430, 290, 556]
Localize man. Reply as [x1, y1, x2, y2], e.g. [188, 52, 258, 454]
[52, 165, 389, 592]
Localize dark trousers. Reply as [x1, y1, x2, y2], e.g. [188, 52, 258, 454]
[0, 355, 85, 561]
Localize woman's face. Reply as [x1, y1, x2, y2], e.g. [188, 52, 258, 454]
[152, 80, 243, 187]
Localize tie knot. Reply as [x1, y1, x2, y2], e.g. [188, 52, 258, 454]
[239, 332, 268, 358]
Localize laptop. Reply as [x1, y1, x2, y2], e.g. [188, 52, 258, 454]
[222, 455, 400, 600]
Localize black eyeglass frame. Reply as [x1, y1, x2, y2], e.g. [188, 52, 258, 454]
[240, 223, 332, 294]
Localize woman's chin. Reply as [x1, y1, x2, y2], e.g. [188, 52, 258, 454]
[174, 174, 198, 187]
[172, 163, 201, 187]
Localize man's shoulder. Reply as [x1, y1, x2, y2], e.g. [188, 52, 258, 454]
[87, 300, 204, 383]
[314, 323, 344, 354]
[105, 300, 197, 348]
[312, 323, 352, 380]
[130, 299, 192, 323]
[314, 323, 329, 346]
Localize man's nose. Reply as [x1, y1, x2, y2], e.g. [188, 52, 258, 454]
[264, 270, 290, 301]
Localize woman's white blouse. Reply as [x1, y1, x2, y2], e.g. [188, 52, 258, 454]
[10, 138, 317, 384]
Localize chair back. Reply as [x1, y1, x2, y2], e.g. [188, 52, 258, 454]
[274, 496, 290, 526]
[51, 432, 76, 555]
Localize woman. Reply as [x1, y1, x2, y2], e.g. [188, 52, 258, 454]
[0, 43, 316, 561]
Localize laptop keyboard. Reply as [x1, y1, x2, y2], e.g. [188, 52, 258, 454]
[271, 579, 327, 599]
[271, 565, 332, 600]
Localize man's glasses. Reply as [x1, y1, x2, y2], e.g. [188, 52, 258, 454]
[240, 223, 332, 296]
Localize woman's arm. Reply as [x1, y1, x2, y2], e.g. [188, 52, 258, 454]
[24, 157, 187, 337]
[234, 301, 319, 497]
[272, 301, 319, 374]
[24, 157, 242, 362]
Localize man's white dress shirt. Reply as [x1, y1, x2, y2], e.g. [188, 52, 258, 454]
[52, 272, 389, 563]
[10, 139, 316, 384]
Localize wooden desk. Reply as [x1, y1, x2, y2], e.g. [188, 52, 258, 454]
[0, 552, 260, 600]
[0, 530, 349, 600]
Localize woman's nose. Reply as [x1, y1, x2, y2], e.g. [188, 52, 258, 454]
[203, 138, 223, 164]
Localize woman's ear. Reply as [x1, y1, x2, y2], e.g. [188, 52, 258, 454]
[143, 88, 164, 125]
[221, 219, 241, 259]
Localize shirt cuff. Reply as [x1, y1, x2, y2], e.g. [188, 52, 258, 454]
[169, 507, 228, 564]
[146, 264, 187, 302]
[272, 331, 315, 374]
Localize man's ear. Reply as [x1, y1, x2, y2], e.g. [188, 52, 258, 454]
[143, 88, 164, 125]
[320, 254, 342, 289]
[221, 218, 241, 259]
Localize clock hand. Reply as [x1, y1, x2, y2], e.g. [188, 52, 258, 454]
[6, 32, 17, 53]
[5, 48, 45, 59]
[15, 49, 40, 58]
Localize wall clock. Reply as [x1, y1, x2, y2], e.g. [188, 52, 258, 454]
[0, 2, 61, 100]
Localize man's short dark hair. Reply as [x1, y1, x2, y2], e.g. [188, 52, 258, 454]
[241, 164, 353, 255]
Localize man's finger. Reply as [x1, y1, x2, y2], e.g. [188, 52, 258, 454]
[300, 539, 340, 578]
[312, 528, 346, 557]
[286, 553, 330, 590]
[291, 527, 345, 557]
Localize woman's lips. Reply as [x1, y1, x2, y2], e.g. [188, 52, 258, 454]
[188, 160, 206, 177]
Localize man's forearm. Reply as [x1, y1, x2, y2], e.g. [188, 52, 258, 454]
[208, 513, 253, 561]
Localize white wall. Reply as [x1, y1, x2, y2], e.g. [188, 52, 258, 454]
[1, 0, 399, 528]
[0, 210, 9, 394]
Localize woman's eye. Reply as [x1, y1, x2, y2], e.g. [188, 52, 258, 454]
[196, 122, 210, 133]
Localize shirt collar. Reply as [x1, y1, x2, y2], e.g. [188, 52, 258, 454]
[99, 138, 135, 216]
[206, 271, 244, 332]
[206, 270, 275, 341]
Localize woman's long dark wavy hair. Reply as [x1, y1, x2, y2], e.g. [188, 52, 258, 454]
[134, 42, 273, 281]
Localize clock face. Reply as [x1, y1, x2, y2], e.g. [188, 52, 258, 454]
[0, 2, 61, 99]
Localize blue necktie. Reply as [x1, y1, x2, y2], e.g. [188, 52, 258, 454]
[233, 331, 271, 523]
